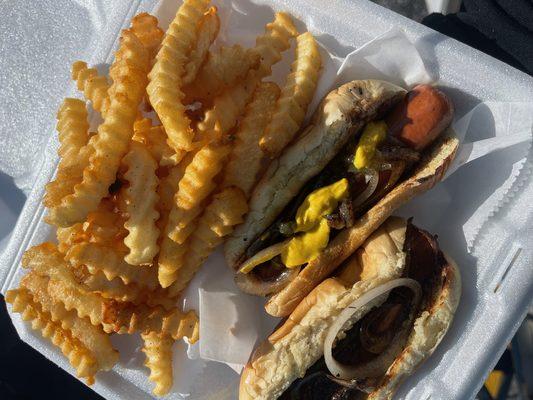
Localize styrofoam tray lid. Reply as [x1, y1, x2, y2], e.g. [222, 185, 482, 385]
[1, 0, 533, 399]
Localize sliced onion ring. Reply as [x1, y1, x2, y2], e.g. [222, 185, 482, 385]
[352, 168, 380, 208]
[324, 278, 422, 380]
[238, 239, 291, 274]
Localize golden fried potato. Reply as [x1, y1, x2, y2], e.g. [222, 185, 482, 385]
[147, 0, 210, 152]
[260, 32, 322, 158]
[132, 118, 181, 166]
[182, 6, 220, 86]
[121, 141, 160, 265]
[223, 82, 280, 196]
[5, 288, 100, 384]
[253, 12, 298, 78]
[20, 272, 119, 372]
[65, 242, 159, 289]
[44, 98, 91, 209]
[47, 30, 150, 227]
[167, 187, 248, 296]
[183, 44, 259, 101]
[158, 143, 229, 287]
[130, 12, 164, 59]
[142, 331, 174, 396]
[71, 62, 110, 117]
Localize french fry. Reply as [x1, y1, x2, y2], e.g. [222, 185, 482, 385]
[157, 235, 189, 289]
[259, 32, 322, 158]
[253, 12, 298, 78]
[168, 187, 247, 296]
[167, 143, 230, 244]
[196, 75, 259, 142]
[56, 198, 128, 254]
[20, 272, 119, 371]
[65, 242, 159, 289]
[196, 12, 296, 141]
[71, 62, 110, 117]
[55, 98, 91, 160]
[57, 223, 84, 253]
[47, 30, 150, 227]
[142, 331, 174, 396]
[132, 118, 181, 166]
[184, 45, 260, 101]
[158, 143, 229, 288]
[182, 6, 220, 86]
[130, 12, 164, 59]
[5, 288, 100, 384]
[71, 264, 175, 309]
[121, 141, 160, 265]
[223, 82, 280, 196]
[44, 99, 92, 208]
[147, 0, 210, 152]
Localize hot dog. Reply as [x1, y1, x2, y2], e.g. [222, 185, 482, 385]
[225, 80, 458, 317]
[239, 217, 461, 400]
[386, 84, 454, 151]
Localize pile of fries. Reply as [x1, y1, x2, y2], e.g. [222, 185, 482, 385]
[5, 0, 321, 396]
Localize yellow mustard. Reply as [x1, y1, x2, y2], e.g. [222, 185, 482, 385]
[281, 219, 330, 268]
[280, 178, 349, 268]
[295, 178, 349, 232]
[354, 121, 388, 169]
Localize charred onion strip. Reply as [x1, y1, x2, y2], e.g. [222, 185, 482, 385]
[352, 168, 379, 208]
[324, 278, 422, 380]
[238, 239, 291, 274]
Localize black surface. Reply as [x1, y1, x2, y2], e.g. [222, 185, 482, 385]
[423, 0, 533, 75]
[1, 2, 532, 400]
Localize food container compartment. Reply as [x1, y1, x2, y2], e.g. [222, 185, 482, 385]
[1, 0, 532, 399]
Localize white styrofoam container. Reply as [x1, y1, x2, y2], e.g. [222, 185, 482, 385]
[1, 1, 533, 399]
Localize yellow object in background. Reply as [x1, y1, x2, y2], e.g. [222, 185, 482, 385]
[485, 370, 505, 398]
[354, 120, 388, 169]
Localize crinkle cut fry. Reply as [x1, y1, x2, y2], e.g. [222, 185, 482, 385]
[147, 0, 210, 152]
[71, 61, 110, 117]
[44, 98, 92, 209]
[259, 31, 322, 158]
[121, 141, 160, 265]
[5, 288, 99, 384]
[132, 118, 180, 166]
[20, 271, 118, 371]
[70, 264, 175, 309]
[65, 242, 159, 289]
[57, 198, 128, 254]
[142, 331, 174, 396]
[158, 143, 230, 288]
[223, 82, 280, 196]
[196, 12, 296, 142]
[167, 187, 247, 297]
[182, 6, 220, 86]
[183, 44, 260, 101]
[167, 143, 230, 244]
[47, 29, 150, 227]
[130, 12, 164, 59]
[253, 12, 298, 78]
[21, 243, 194, 336]
[158, 13, 296, 289]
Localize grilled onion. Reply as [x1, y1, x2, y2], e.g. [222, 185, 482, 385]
[324, 278, 422, 380]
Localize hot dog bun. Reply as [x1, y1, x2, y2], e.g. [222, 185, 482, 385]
[225, 80, 407, 270]
[240, 218, 409, 400]
[239, 218, 461, 400]
[265, 133, 458, 317]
